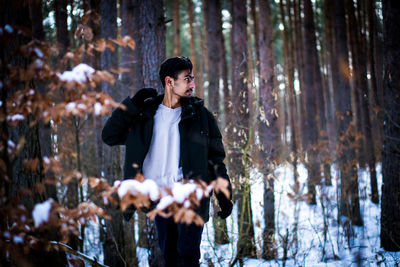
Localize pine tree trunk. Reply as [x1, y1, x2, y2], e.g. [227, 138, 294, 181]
[346, 0, 378, 203]
[1, 1, 67, 265]
[100, 1, 126, 266]
[204, 0, 221, 114]
[280, 0, 299, 183]
[29, 0, 58, 200]
[121, 0, 136, 96]
[230, 0, 256, 262]
[173, 0, 181, 56]
[332, 0, 362, 226]
[258, 0, 278, 259]
[302, 0, 321, 203]
[381, 0, 400, 252]
[132, 1, 165, 264]
[293, 0, 307, 154]
[186, 0, 197, 85]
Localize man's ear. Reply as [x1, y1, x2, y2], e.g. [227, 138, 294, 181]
[165, 76, 174, 87]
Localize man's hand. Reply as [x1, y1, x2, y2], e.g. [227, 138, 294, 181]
[216, 192, 233, 219]
[131, 88, 158, 109]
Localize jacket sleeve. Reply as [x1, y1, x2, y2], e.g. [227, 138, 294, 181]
[206, 110, 232, 199]
[102, 97, 140, 146]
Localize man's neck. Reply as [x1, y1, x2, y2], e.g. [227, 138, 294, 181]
[162, 94, 181, 108]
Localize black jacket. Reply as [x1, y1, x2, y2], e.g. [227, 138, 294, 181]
[102, 93, 231, 222]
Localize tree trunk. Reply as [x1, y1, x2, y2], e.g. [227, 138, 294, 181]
[132, 1, 165, 264]
[203, 0, 229, 245]
[54, 0, 70, 57]
[121, 0, 136, 96]
[381, 0, 400, 252]
[280, 0, 299, 183]
[29, 0, 58, 200]
[332, 0, 362, 226]
[293, 0, 307, 154]
[302, 0, 321, 203]
[258, 0, 278, 260]
[346, 0, 378, 203]
[186, 0, 197, 88]
[173, 0, 181, 56]
[1, 1, 67, 265]
[204, 0, 222, 114]
[230, 0, 256, 262]
[100, 1, 126, 266]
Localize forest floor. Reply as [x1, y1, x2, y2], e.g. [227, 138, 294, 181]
[195, 163, 400, 267]
[82, 163, 400, 266]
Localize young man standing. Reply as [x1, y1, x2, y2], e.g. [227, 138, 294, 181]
[102, 57, 232, 266]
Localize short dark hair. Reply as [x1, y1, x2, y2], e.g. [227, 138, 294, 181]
[159, 56, 193, 88]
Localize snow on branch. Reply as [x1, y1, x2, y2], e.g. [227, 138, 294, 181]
[102, 175, 231, 226]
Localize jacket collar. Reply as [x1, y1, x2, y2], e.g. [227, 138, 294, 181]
[142, 94, 204, 120]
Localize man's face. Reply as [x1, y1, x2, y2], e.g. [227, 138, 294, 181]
[171, 70, 195, 98]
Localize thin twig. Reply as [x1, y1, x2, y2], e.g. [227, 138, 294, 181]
[50, 241, 109, 267]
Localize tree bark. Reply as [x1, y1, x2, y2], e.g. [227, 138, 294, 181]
[332, 0, 362, 226]
[230, 0, 256, 261]
[121, 0, 136, 96]
[346, 0, 378, 203]
[204, 0, 222, 114]
[1, 0, 67, 265]
[302, 0, 321, 203]
[381, 0, 400, 252]
[173, 0, 181, 56]
[258, 0, 278, 260]
[132, 1, 165, 264]
[100, 1, 126, 266]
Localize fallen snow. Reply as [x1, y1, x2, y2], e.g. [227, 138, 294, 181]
[57, 63, 95, 83]
[7, 114, 24, 121]
[94, 102, 102, 116]
[32, 199, 53, 227]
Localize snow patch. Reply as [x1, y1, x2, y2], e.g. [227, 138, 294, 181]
[57, 63, 95, 83]
[7, 114, 24, 121]
[94, 102, 102, 115]
[4, 25, 13, 33]
[32, 199, 53, 227]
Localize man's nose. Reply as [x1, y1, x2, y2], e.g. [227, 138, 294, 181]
[189, 80, 195, 89]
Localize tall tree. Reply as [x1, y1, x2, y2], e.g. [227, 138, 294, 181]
[132, 0, 166, 264]
[293, 0, 308, 154]
[29, 0, 58, 200]
[120, 0, 136, 96]
[346, 0, 378, 203]
[203, 0, 229, 245]
[54, 0, 70, 57]
[0, 0, 67, 265]
[173, 0, 181, 56]
[381, 0, 400, 252]
[302, 0, 321, 203]
[280, 0, 299, 183]
[258, 0, 278, 260]
[120, 0, 139, 265]
[230, 0, 256, 262]
[100, 0, 126, 266]
[332, 0, 362, 225]
[204, 0, 222, 114]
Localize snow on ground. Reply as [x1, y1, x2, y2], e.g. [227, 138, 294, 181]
[82, 163, 400, 266]
[198, 163, 400, 266]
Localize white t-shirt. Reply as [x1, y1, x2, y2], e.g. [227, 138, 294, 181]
[142, 104, 183, 187]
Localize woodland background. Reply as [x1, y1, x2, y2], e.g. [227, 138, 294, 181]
[1, 0, 400, 266]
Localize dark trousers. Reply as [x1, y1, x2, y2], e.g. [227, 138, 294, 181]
[155, 215, 203, 267]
